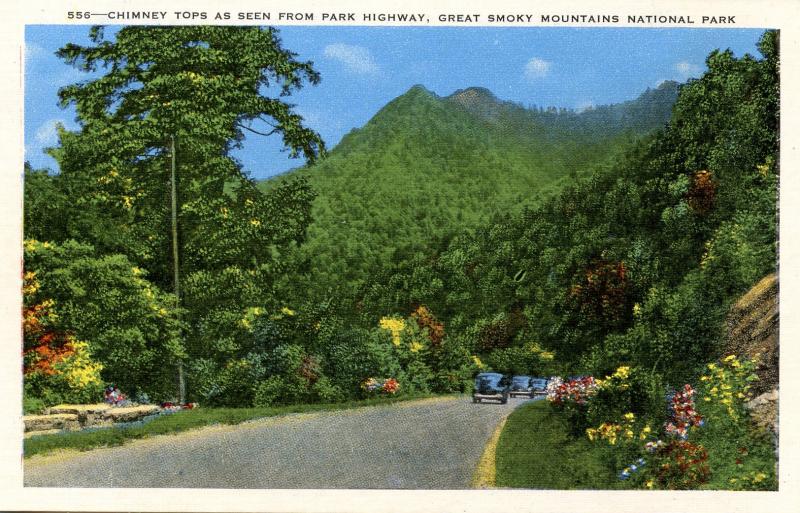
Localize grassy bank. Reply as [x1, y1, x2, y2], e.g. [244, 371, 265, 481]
[494, 399, 777, 490]
[25, 393, 440, 459]
[494, 401, 619, 489]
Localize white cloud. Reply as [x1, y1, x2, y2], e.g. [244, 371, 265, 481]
[524, 57, 552, 80]
[675, 61, 703, 79]
[324, 43, 379, 74]
[575, 100, 595, 113]
[24, 42, 46, 63]
[34, 118, 68, 146]
[56, 67, 87, 86]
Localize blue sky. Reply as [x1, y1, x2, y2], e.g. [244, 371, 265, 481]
[25, 26, 765, 179]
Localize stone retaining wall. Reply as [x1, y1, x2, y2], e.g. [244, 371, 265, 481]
[24, 403, 161, 436]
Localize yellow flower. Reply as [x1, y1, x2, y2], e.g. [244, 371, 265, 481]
[625, 429, 634, 439]
[707, 363, 717, 370]
[410, 341, 424, 353]
[723, 354, 737, 362]
[471, 355, 485, 369]
[250, 219, 261, 227]
[280, 306, 295, 316]
[613, 366, 630, 379]
[645, 479, 654, 489]
[379, 317, 405, 346]
[623, 412, 635, 421]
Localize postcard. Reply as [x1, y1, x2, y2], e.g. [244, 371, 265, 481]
[1, 0, 798, 511]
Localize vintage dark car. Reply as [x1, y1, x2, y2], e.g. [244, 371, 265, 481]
[472, 372, 510, 404]
[509, 376, 550, 398]
[529, 377, 549, 395]
[509, 375, 534, 398]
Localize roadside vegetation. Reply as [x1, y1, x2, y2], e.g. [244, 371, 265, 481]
[496, 357, 776, 490]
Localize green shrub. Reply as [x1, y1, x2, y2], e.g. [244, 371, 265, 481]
[402, 361, 433, 393]
[322, 327, 403, 395]
[253, 376, 284, 407]
[309, 376, 344, 403]
[484, 346, 542, 375]
[23, 393, 46, 414]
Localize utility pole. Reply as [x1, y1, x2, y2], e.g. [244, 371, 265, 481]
[171, 135, 186, 404]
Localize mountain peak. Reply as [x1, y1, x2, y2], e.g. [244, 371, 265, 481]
[447, 87, 499, 109]
[404, 84, 436, 97]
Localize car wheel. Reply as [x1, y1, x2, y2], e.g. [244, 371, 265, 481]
[472, 397, 478, 403]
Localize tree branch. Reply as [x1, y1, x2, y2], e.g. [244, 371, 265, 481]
[236, 122, 278, 137]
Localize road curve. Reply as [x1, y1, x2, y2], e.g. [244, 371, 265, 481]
[25, 396, 534, 489]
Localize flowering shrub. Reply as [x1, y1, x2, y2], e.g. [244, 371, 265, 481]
[379, 317, 405, 346]
[587, 366, 665, 430]
[664, 384, 703, 439]
[699, 355, 758, 421]
[619, 458, 647, 481]
[361, 377, 400, 395]
[586, 412, 651, 446]
[546, 376, 597, 406]
[544, 376, 563, 397]
[24, 239, 184, 401]
[23, 273, 104, 405]
[547, 375, 598, 436]
[411, 306, 444, 346]
[104, 385, 129, 406]
[649, 440, 710, 489]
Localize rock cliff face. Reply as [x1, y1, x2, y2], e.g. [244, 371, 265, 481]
[724, 274, 778, 395]
[723, 274, 778, 440]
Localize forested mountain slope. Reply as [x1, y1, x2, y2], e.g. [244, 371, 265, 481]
[262, 82, 679, 293]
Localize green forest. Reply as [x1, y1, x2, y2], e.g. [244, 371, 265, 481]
[23, 26, 778, 488]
